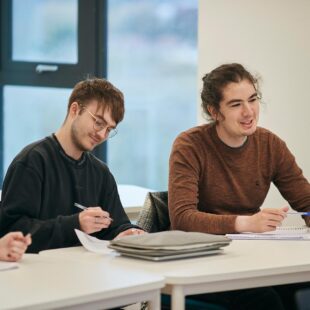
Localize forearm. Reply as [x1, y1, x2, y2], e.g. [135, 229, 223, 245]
[234, 215, 251, 232]
[235, 207, 288, 233]
[170, 207, 238, 235]
[4, 214, 80, 253]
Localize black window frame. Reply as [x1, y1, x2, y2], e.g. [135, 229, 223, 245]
[0, 0, 107, 181]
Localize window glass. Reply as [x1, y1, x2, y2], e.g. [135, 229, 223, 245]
[3, 86, 70, 173]
[12, 0, 78, 63]
[107, 0, 198, 190]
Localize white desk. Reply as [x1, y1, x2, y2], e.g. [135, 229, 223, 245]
[0, 253, 164, 310]
[39, 241, 310, 310]
[117, 184, 155, 221]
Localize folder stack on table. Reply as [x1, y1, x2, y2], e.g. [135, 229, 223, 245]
[109, 230, 231, 261]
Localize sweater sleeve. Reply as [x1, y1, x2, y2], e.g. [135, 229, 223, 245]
[273, 138, 310, 226]
[0, 162, 80, 253]
[169, 133, 237, 235]
[93, 171, 140, 240]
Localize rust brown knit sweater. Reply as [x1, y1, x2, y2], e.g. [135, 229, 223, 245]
[169, 124, 310, 234]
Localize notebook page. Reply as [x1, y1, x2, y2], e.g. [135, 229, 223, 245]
[226, 226, 310, 240]
[225, 234, 308, 240]
[263, 226, 309, 235]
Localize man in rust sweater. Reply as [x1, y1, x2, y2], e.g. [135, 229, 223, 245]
[169, 63, 310, 310]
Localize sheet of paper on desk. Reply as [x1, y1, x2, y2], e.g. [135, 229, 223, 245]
[0, 261, 18, 271]
[74, 229, 114, 254]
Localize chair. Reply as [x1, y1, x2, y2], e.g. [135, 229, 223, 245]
[137, 191, 170, 232]
[295, 288, 310, 310]
[137, 191, 226, 310]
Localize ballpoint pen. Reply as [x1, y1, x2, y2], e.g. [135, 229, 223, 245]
[26, 223, 41, 236]
[287, 212, 310, 216]
[74, 202, 87, 211]
[74, 202, 113, 221]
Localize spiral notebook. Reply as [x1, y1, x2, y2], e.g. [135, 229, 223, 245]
[226, 226, 310, 240]
[267, 226, 309, 235]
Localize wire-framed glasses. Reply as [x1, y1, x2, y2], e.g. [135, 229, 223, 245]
[85, 109, 118, 139]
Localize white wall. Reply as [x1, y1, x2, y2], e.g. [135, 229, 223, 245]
[198, 0, 310, 224]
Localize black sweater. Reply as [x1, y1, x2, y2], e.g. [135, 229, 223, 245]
[0, 135, 136, 253]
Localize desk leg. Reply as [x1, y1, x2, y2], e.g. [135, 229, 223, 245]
[148, 291, 161, 310]
[171, 285, 185, 310]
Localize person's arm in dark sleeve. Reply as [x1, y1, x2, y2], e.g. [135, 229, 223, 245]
[93, 172, 141, 240]
[0, 163, 80, 253]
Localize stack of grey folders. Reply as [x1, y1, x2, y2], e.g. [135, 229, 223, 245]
[108, 230, 231, 261]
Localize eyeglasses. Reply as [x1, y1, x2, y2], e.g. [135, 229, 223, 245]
[84, 109, 118, 139]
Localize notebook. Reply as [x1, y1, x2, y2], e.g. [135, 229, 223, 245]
[226, 226, 310, 240]
[269, 226, 309, 234]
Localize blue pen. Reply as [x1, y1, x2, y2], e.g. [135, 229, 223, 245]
[287, 212, 310, 216]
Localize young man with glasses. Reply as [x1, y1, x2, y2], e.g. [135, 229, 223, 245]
[0, 78, 144, 253]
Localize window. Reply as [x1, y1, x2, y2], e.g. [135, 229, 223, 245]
[3, 86, 70, 171]
[12, 0, 78, 64]
[0, 0, 106, 182]
[107, 0, 198, 190]
[0, 0, 198, 191]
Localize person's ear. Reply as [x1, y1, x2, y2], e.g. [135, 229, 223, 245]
[207, 105, 218, 121]
[69, 102, 80, 117]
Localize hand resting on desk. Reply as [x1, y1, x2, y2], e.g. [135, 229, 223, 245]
[115, 228, 146, 240]
[235, 206, 289, 233]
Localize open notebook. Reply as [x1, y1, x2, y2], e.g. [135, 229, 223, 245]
[226, 226, 310, 240]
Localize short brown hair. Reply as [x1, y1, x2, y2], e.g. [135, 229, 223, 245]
[68, 78, 125, 124]
[201, 63, 261, 120]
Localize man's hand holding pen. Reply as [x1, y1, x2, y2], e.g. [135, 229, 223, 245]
[77, 204, 113, 234]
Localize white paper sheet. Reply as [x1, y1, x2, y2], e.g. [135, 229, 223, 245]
[75, 229, 114, 254]
[0, 261, 18, 271]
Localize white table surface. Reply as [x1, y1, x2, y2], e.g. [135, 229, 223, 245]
[0, 252, 164, 310]
[39, 240, 310, 310]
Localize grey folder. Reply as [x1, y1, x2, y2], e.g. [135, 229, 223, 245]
[109, 230, 231, 261]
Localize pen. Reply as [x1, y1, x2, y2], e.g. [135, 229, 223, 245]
[74, 202, 87, 210]
[26, 223, 41, 236]
[287, 212, 310, 216]
[74, 202, 113, 221]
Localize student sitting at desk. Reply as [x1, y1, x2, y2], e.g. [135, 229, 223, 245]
[169, 63, 310, 310]
[0, 78, 144, 253]
[0, 232, 31, 261]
